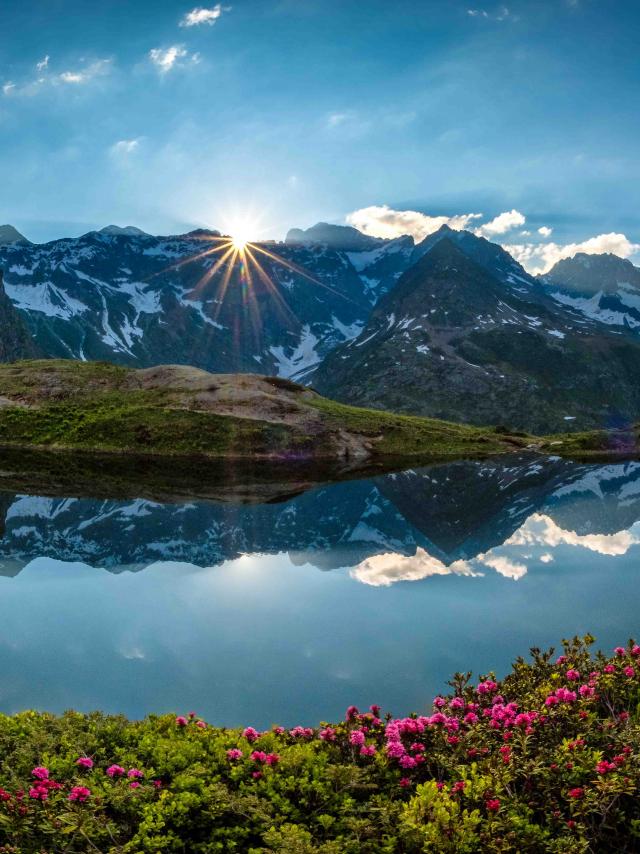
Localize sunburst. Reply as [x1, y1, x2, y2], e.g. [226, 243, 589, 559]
[148, 218, 359, 356]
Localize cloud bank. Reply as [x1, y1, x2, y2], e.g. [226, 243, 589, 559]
[345, 204, 639, 273]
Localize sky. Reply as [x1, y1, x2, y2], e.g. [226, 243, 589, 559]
[1, 0, 639, 272]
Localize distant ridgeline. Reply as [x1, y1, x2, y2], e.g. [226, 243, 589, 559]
[2, 220, 640, 433]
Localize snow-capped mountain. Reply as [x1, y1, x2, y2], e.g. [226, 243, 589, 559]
[0, 224, 413, 379]
[542, 253, 640, 333]
[2, 219, 640, 431]
[313, 233, 640, 432]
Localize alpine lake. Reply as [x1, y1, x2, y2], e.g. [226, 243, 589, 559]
[0, 448, 637, 728]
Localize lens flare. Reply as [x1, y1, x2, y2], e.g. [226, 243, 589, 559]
[147, 215, 359, 360]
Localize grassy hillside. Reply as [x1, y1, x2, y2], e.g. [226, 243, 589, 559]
[0, 360, 529, 461]
[0, 636, 639, 852]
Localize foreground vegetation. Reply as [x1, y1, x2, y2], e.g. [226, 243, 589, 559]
[0, 360, 526, 461]
[1, 637, 640, 851]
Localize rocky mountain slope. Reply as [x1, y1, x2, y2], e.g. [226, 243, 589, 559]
[2, 220, 640, 433]
[542, 252, 640, 332]
[312, 235, 640, 433]
[0, 271, 40, 362]
[0, 226, 412, 379]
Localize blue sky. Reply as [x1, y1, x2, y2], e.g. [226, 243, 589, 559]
[1, 0, 639, 271]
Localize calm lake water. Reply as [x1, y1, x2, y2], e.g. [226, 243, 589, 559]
[0, 453, 639, 727]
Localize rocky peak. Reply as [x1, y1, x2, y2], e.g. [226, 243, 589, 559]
[0, 225, 29, 246]
[544, 252, 640, 295]
[285, 222, 388, 252]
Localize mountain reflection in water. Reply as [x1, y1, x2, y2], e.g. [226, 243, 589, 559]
[0, 453, 639, 725]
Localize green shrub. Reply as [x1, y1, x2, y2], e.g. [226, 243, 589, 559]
[1, 636, 640, 851]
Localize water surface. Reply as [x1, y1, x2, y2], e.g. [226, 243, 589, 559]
[0, 454, 639, 726]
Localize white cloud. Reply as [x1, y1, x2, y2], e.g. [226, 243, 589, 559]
[3, 59, 111, 96]
[504, 232, 640, 275]
[468, 6, 512, 21]
[57, 59, 112, 85]
[506, 513, 640, 556]
[540, 553, 554, 563]
[350, 548, 478, 587]
[149, 45, 189, 74]
[180, 4, 229, 26]
[109, 138, 141, 157]
[538, 225, 553, 237]
[476, 553, 527, 580]
[345, 204, 482, 243]
[475, 208, 526, 237]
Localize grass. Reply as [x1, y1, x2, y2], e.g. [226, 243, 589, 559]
[0, 359, 529, 461]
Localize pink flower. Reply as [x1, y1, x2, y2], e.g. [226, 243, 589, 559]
[464, 712, 479, 725]
[556, 655, 567, 665]
[349, 730, 365, 747]
[289, 726, 314, 739]
[433, 696, 446, 708]
[265, 753, 280, 766]
[153, 780, 162, 788]
[175, 716, 188, 727]
[345, 705, 359, 721]
[566, 669, 580, 681]
[31, 767, 49, 781]
[127, 769, 144, 779]
[319, 727, 336, 742]
[243, 727, 260, 743]
[196, 720, 207, 729]
[252, 771, 263, 780]
[579, 685, 595, 698]
[450, 697, 465, 710]
[360, 745, 376, 757]
[615, 647, 626, 657]
[76, 757, 93, 770]
[370, 704, 381, 717]
[272, 726, 285, 735]
[29, 785, 49, 801]
[68, 786, 91, 803]
[568, 787, 584, 799]
[604, 665, 616, 674]
[129, 781, 141, 789]
[632, 645, 640, 657]
[486, 798, 501, 812]
[107, 765, 125, 778]
[227, 749, 243, 761]
[624, 666, 635, 677]
[250, 751, 268, 763]
[399, 755, 417, 769]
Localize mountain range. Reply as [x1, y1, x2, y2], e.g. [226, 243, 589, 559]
[1, 219, 640, 432]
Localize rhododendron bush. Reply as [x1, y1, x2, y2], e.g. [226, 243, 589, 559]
[1, 636, 640, 851]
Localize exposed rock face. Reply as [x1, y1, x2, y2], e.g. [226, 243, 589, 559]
[541, 252, 640, 333]
[0, 270, 39, 362]
[0, 225, 29, 246]
[0, 227, 412, 379]
[312, 239, 640, 434]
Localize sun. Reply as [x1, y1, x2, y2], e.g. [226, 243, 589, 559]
[231, 233, 249, 251]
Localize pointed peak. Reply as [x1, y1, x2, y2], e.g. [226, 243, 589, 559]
[0, 224, 30, 245]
